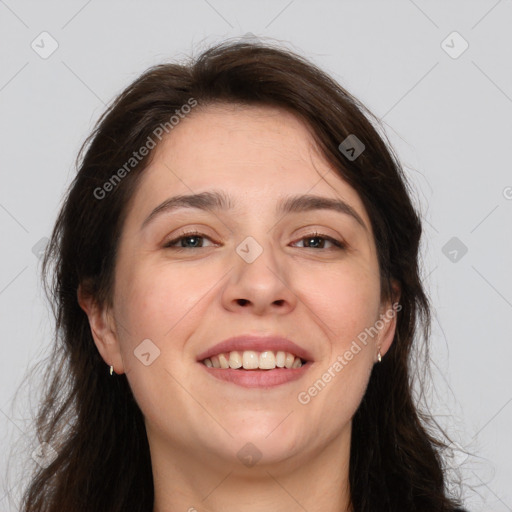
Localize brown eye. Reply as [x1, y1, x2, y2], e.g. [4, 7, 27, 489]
[292, 232, 346, 250]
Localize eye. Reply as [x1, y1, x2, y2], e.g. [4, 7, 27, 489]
[163, 231, 217, 249]
[292, 231, 346, 250]
[163, 230, 345, 251]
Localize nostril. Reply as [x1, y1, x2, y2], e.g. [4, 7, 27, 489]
[237, 299, 249, 306]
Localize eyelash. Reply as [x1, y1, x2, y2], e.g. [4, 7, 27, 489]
[163, 230, 346, 251]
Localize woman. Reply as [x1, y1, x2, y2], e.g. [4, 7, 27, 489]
[19, 41, 467, 511]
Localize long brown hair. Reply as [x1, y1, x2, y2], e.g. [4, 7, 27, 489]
[15, 40, 465, 511]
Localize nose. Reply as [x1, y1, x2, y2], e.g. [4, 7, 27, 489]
[221, 239, 298, 316]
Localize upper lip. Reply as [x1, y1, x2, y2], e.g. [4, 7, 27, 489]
[196, 335, 314, 362]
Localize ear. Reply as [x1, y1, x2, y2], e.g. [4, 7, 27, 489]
[77, 283, 125, 375]
[376, 279, 401, 361]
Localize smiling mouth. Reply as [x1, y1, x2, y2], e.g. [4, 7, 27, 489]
[201, 350, 307, 370]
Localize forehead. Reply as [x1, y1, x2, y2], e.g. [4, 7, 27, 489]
[127, 104, 371, 228]
[155, 103, 323, 178]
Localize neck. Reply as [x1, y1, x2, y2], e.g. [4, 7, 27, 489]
[150, 423, 353, 512]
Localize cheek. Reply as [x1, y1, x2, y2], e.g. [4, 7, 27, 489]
[295, 261, 381, 344]
[111, 261, 219, 421]
[293, 261, 380, 428]
[113, 260, 219, 351]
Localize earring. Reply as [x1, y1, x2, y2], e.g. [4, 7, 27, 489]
[109, 365, 114, 376]
[377, 349, 382, 363]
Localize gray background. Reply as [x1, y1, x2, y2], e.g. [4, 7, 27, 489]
[1, 1, 511, 510]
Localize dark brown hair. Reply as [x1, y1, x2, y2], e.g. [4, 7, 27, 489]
[16, 40, 465, 511]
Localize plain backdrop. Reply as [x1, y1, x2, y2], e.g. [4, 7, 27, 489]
[1, 1, 511, 511]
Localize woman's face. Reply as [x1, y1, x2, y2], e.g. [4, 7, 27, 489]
[90, 104, 397, 469]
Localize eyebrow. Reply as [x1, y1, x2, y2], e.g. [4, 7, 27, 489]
[140, 190, 367, 231]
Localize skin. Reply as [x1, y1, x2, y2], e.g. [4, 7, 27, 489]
[79, 104, 400, 512]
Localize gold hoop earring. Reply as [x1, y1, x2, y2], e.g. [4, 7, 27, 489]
[109, 365, 114, 376]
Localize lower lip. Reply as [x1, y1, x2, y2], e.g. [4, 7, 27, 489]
[199, 362, 312, 388]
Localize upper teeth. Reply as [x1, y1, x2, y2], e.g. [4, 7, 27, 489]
[202, 350, 304, 370]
